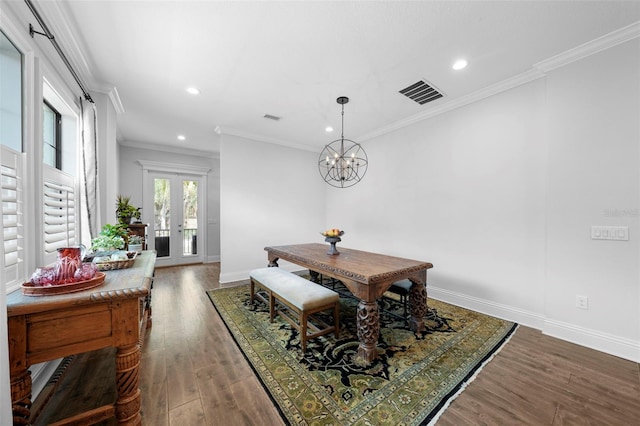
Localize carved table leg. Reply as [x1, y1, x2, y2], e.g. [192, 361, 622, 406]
[408, 278, 428, 332]
[356, 300, 380, 364]
[115, 343, 142, 425]
[11, 369, 32, 425]
[267, 255, 279, 267]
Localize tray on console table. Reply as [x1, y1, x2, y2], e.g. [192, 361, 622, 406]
[21, 272, 106, 296]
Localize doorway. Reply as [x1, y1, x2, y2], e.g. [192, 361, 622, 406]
[146, 172, 203, 267]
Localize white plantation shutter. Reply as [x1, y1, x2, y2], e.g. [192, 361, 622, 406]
[1, 145, 25, 293]
[43, 165, 77, 265]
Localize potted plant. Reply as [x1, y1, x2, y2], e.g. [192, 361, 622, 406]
[116, 195, 141, 225]
[127, 234, 144, 253]
[91, 223, 128, 253]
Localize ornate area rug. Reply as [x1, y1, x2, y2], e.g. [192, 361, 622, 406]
[207, 283, 516, 425]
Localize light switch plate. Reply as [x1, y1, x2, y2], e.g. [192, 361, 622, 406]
[591, 226, 629, 241]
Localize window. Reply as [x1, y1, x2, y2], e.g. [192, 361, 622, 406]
[41, 80, 80, 266]
[1, 146, 24, 293]
[42, 166, 76, 266]
[43, 100, 61, 169]
[0, 30, 22, 153]
[1, 30, 24, 294]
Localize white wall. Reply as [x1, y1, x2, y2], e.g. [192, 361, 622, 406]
[326, 79, 548, 326]
[544, 40, 639, 358]
[118, 144, 221, 261]
[219, 134, 325, 282]
[323, 39, 640, 361]
[92, 91, 119, 226]
[217, 39, 639, 362]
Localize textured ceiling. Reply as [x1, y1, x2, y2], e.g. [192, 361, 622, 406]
[23, 1, 640, 154]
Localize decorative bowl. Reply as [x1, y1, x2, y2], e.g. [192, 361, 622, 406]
[321, 231, 344, 255]
[91, 251, 138, 271]
[320, 230, 345, 238]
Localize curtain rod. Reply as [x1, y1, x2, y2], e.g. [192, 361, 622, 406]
[24, 0, 94, 103]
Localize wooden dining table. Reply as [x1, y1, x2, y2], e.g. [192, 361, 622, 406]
[264, 243, 433, 364]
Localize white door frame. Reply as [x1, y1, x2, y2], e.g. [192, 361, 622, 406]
[138, 160, 210, 267]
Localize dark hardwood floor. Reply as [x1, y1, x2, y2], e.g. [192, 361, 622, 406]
[141, 263, 639, 425]
[36, 263, 640, 425]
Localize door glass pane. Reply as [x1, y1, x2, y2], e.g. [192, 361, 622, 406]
[182, 180, 197, 255]
[154, 178, 170, 257]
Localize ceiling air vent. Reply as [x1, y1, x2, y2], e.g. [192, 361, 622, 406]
[399, 80, 444, 105]
[264, 114, 281, 121]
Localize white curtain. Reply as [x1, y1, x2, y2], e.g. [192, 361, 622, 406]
[80, 97, 99, 239]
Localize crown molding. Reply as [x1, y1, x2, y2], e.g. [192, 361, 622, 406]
[28, 0, 130, 120]
[216, 126, 318, 153]
[534, 20, 640, 73]
[93, 84, 125, 114]
[359, 68, 545, 142]
[119, 139, 220, 159]
[23, 2, 638, 156]
[35, 0, 96, 90]
[360, 21, 640, 143]
[137, 160, 211, 176]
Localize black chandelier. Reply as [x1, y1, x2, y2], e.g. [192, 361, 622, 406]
[318, 97, 368, 188]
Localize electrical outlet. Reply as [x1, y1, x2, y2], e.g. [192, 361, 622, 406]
[576, 295, 589, 310]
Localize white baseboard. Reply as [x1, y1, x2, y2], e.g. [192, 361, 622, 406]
[428, 286, 545, 329]
[428, 285, 640, 363]
[543, 319, 640, 363]
[219, 270, 251, 284]
[31, 358, 63, 399]
[205, 255, 220, 263]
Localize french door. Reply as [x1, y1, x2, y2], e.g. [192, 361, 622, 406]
[146, 172, 203, 267]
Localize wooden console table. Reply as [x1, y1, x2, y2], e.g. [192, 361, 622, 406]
[264, 244, 432, 364]
[7, 251, 156, 425]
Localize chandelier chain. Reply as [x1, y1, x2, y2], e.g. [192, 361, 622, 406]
[341, 103, 345, 140]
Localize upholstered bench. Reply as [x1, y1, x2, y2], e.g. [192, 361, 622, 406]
[250, 267, 340, 352]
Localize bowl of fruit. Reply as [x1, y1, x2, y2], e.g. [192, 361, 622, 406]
[321, 228, 344, 255]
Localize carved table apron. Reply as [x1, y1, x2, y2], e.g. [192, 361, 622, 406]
[264, 244, 433, 364]
[7, 251, 156, 425]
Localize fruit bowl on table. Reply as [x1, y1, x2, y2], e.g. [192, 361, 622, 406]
[321, 230, 344, 255]
[320, 230, 345, 238]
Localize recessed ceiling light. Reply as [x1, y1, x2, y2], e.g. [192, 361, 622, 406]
[325, 126, 333, 132]
[452, 59, 468, 70]
[177, 135, 186, 141]
[186, 87, 200, 95]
